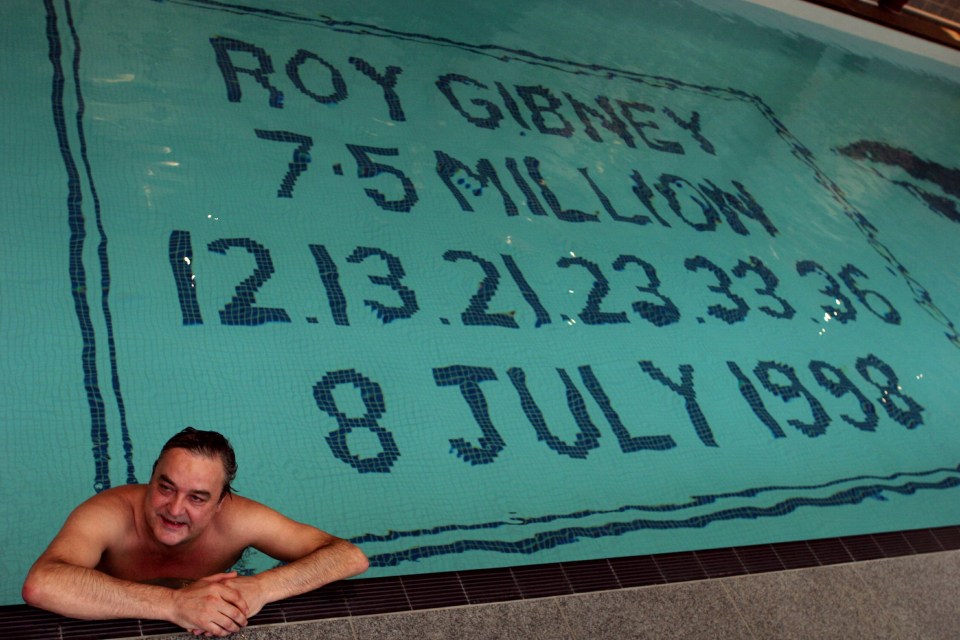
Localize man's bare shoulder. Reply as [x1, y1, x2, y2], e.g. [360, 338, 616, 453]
[74, 485, 143, 520]
[216, 493, 276, 523]
[215, 493, 336, 563]
[37, 485, 145, 568]
[215, 494, 303, 536]
[205, 494, 271, 546]
[67, 486, 144, 535]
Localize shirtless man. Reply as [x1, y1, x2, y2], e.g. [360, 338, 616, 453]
[22, 428, 369, 637]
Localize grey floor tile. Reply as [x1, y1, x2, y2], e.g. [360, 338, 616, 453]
[852, 551, 960, 640]
[350, 599, 571, 640]
[722, 564, 912, 639]
[245, 619, 355, 639]
[557, 581, 753, 640]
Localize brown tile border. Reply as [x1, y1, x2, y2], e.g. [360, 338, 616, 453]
[4, 525, 960, 639]
[798, 0, 960, 50]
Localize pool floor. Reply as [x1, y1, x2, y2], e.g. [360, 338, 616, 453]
[3, 1, 958, 637]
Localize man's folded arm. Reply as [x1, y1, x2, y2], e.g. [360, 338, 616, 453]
[252, 534, 369, 603]
[24, 557, 177, 621]
[221, 500, 369, 615]
[21, 495, 248, 636]
[23, 496, 170, 620]
[25, 558, 248, 636]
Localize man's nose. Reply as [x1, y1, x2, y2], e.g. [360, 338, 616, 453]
[168, 494, 187, 516]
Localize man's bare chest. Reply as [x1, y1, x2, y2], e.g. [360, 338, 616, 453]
[96, 539, 242, 582]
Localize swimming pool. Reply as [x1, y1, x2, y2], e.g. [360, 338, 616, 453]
[2, 0, 958, 606]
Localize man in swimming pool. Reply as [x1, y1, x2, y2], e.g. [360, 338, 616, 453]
[22, 427, 368, 637]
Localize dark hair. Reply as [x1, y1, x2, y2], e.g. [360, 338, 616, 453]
[152, 427, 238, 498]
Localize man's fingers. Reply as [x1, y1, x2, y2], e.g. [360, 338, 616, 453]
[173, 580, 249, 637]
[197, 572, 251, 616]
[217, 594, 249, 628]
[217, 584, 250, 616]
[192, 607, 244, 638]
[198, 571, 238, 583]
[205, 602, 245, 632]
[216, 611, 247, 636]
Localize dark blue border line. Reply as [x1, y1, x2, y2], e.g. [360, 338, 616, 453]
[60, 0, 136, 486]
[44, 0, 136, 490]
[355, 466, 960, 566]
[165, 0, 960, 348]
[352, 464, 960, 543]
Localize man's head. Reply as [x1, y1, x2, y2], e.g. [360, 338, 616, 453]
[145, 428, 238, 547]
[152, 427, 237, 499]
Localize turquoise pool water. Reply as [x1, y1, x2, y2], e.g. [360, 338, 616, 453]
[2, 0, 959, 605]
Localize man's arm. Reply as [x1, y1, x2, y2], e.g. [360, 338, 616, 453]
[21, 493, 248, 637]
[219, 498, 369, 617]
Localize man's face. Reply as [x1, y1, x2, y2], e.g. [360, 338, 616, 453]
[144, 448, 226, 547]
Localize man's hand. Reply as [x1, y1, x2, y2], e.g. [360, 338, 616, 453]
[221, 575, 268, 620]
[169, 572, 249, 637]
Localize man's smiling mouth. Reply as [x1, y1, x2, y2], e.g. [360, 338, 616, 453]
[160, 516, 187, 529]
